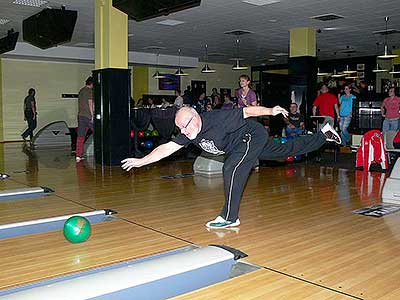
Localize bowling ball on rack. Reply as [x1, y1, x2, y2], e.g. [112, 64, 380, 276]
[144, 140, 154, 149]
[286, 156, 295, 162]
[145, 130, 152, 137]
[63, 216, 91, 243]
[152, 129, 160, 137]
[137, 131, 145, 139]
[273, 137, 281, 143]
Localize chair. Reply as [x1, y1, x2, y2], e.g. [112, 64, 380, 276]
[384, 131, 400, 164]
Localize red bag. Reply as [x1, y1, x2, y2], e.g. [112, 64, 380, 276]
[356, 130, 388, 172]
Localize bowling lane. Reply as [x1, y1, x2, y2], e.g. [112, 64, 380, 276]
[0, 194, 91, 225]
[0, 219, 187, 290]
[173, 269, 356, 300]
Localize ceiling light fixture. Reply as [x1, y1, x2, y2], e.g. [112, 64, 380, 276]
[372, 63, 388, 73]
[175, 48, 188, 76]
[232, 39, 248, 70]
[331, 71, 345, 78]
[342, 64, 356, 74]
[201, 44, 216, 73]
[317, 68, 329, 76]
[152, 53, 165, 79]
[0, 18, 10, 25]
[389, 65, 400, 74]
[12, 0, 47, 7]
[378, 17, 399, 59]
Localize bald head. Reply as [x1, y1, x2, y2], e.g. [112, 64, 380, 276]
[176, 107, 196, 123]
[175, 107, 202, 140]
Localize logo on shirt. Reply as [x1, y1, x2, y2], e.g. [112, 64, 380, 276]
[199, 139, 225, 155]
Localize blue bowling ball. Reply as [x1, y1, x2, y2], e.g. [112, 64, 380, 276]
[295, 155, 302, 161]
[144, 140, 154, 149]
[280, 137, 288, 144]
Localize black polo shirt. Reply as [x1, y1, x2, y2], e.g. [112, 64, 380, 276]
[173, 108, 262, 155]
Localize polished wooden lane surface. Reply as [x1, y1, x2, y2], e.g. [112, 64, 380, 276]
[0, 195, 92, 225]
[1, 143, 399, 299]
[0, 219, 187, 290]
[173, 269, 357, 300]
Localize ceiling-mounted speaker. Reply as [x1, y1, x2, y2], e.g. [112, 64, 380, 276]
[112, 0, 201, 22]
[0, 30, 19, 54]
[23, 7, 77, 50]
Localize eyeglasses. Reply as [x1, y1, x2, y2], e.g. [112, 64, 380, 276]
[182, 116, 194, 130]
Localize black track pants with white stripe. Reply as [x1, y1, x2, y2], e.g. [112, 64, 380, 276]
[220, 129, 326, 222]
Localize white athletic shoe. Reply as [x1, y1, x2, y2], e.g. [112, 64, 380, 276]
[321, 123, 341, 144]
[206, 216, 240, 229]
[75, 156, 85, 162]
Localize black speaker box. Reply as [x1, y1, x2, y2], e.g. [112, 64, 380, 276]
[0, 31, 19, 54]
[23, 8, 77, 49]
[112, 0, 201, 21]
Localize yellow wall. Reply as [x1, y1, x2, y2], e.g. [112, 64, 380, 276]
[132, 66, 149, 101]
[146, 62, 250, 97]
[1, 58, 251, 141]
[1, 59, 94, 141]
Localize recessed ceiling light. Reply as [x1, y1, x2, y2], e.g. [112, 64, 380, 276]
[128, 33, 134, 38]
[268, 19, 277, 23]
[156, 19, 185, 26]
[74, 42, 94, 47]
[242, 0, 280, 6]
[373, 29, 400, 35]
[271, 52, 288, 56]
[224, 29, 254, 36]
[12, 0, 48, 7]
[143, 46, 166, 50]
[208, 52, 225, 57]
[0, 18, 10, 25]
[310, 13, 344, 21]
[323, 27, 340, 31]
[268, 58, 276, 62]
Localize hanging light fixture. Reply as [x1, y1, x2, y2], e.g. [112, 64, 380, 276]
[373, 42, 388, 73]
[331, 68, 345, 78]
[373, 63, 388, 73]
[316, 48, 329, 76]
[232, 39, 248, 70]
[389, 65, 400, 74]
[175, 48, 189, 76]
[330, 52, 345, 77]
[342, 64, 356, 74]
[152, 53, 165, 79]
[317, 67, 329, 76]
[201, 44, 216, 73]
[378, 17, 399, 59]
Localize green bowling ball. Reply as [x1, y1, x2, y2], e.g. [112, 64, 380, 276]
[152, 129, 159, 137]
[145, 130, 152, 137]
[63, 216, 91, 243]
[273, 137, 281, 143]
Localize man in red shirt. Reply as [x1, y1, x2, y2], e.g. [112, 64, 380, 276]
[312, 84, 340, 127]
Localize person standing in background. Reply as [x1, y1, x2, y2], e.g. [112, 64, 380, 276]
[312, 84, 340, 127]
[21, 88, 37, 143]
[381, 87, 400, 133]
[339, 85, 356, 146]
[236, 74, 257, 108]
[76, 76, 94, 162]
[174, 89, 184, 108]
